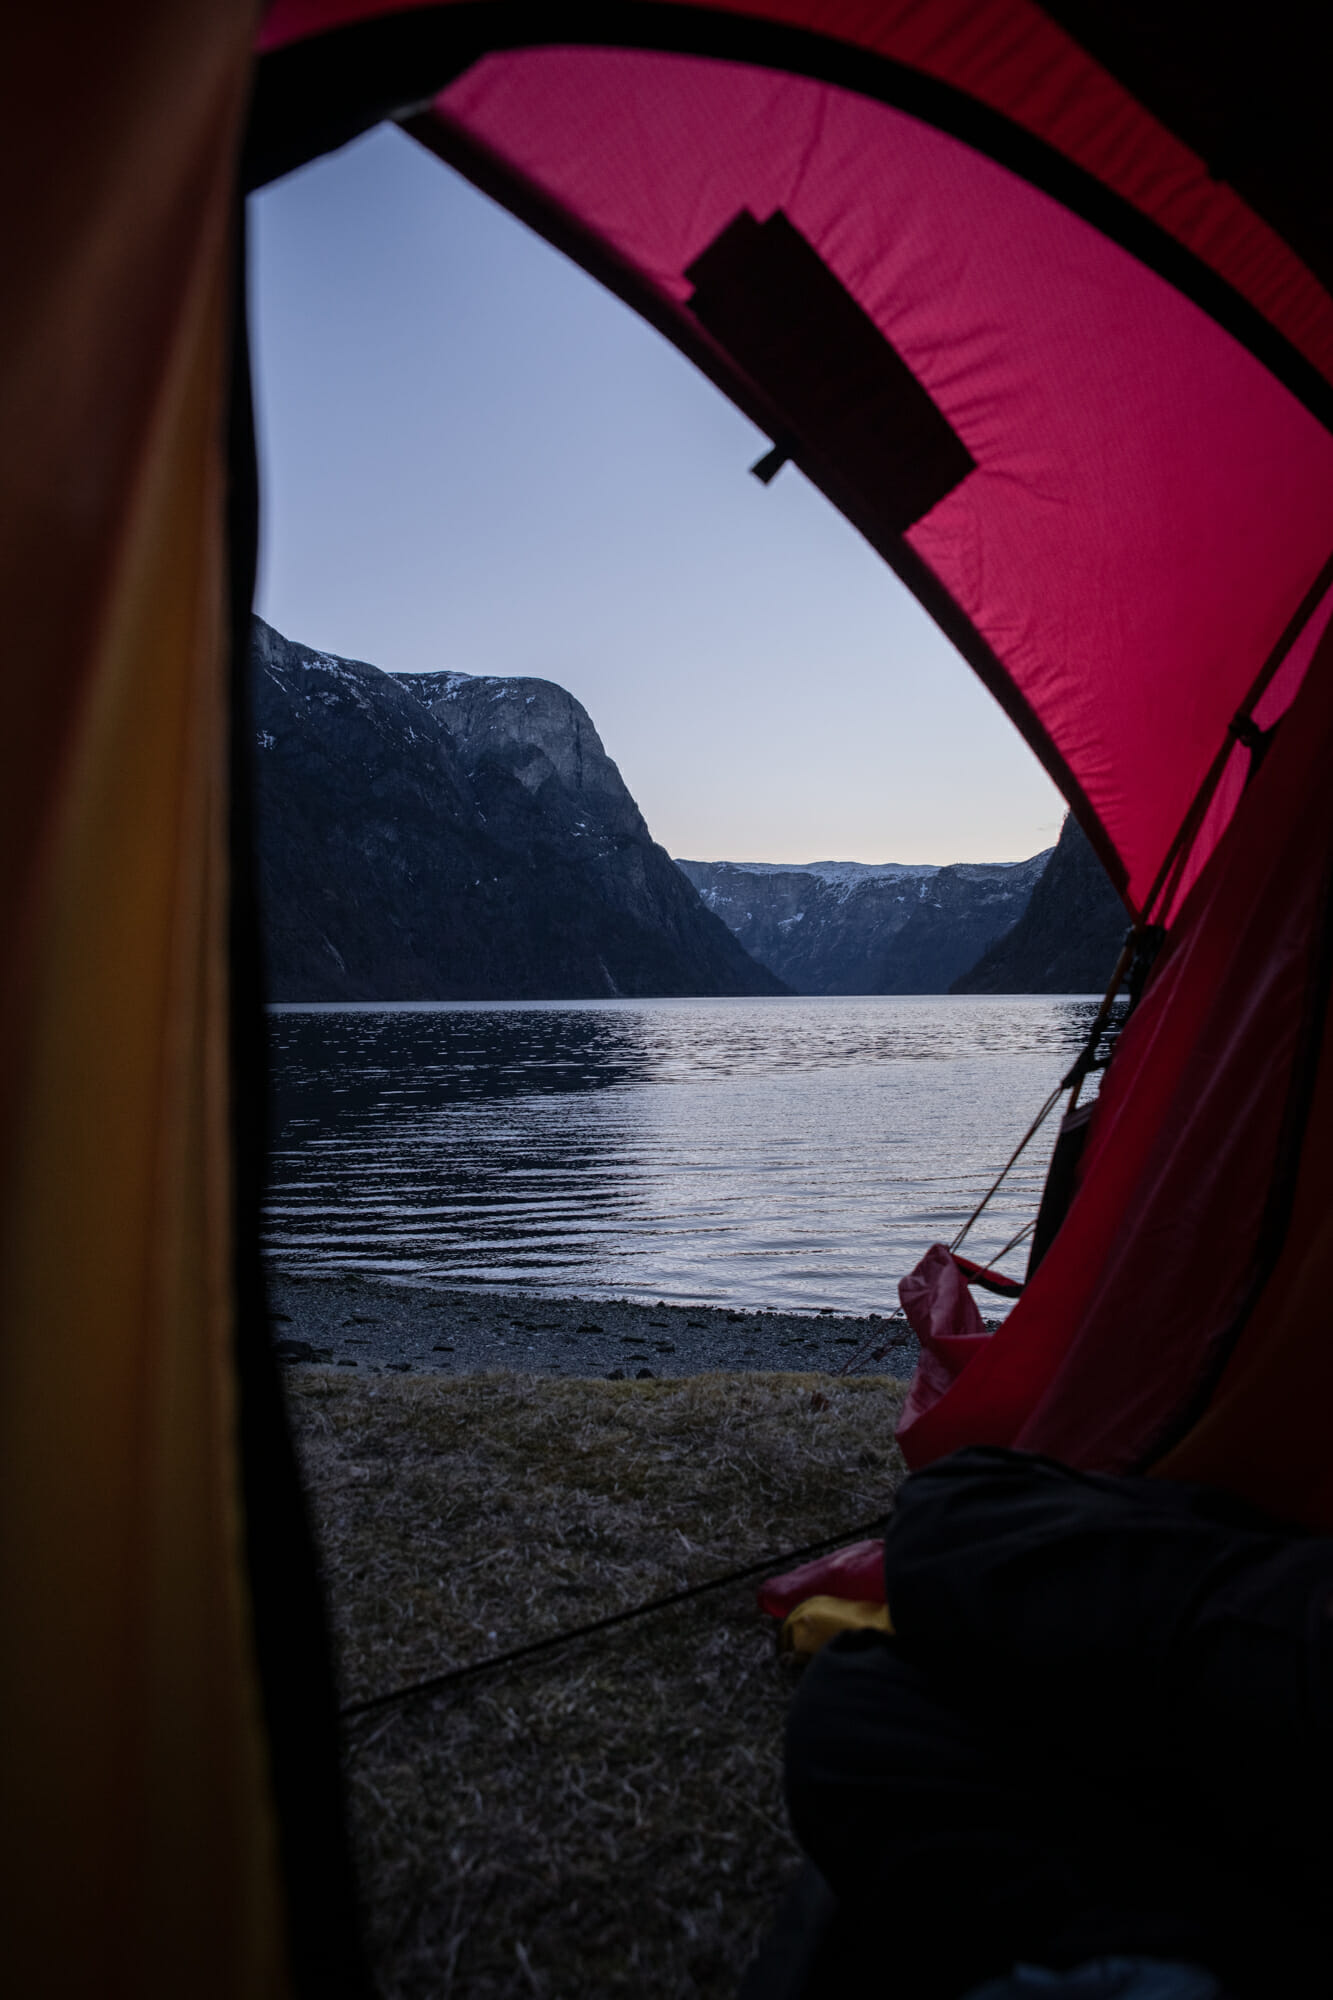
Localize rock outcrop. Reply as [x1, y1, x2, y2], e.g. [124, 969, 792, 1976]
[251, 619, 786, 1002]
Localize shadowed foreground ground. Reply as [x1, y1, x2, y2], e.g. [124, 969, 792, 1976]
[287, 1367, 909, 1999]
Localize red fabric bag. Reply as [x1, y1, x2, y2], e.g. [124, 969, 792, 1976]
[757, 1538, 885, 1619]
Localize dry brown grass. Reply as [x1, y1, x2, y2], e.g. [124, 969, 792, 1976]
[287, 1367, 908, 1999]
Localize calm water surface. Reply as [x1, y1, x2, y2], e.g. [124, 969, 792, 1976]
[264, 996, 1109, 1314]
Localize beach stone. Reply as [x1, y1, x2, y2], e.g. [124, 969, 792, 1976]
[264, 1272, 925, 1382]
[274, 1339, 318, 1363]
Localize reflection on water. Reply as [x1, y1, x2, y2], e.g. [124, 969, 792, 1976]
[264, 996, 1117, 1314]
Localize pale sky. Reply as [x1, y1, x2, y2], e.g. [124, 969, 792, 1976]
[249, 123, 1065, 865]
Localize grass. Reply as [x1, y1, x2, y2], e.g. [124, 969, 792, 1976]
[287, 1366, 908, 1999]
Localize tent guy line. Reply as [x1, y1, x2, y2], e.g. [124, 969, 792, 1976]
[338, 1509, 895, 1729]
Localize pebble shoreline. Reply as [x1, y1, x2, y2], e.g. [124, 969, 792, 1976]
[262, 1268, 976, 1381]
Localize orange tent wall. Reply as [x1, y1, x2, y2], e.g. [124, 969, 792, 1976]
[0, 7, 290, 1994]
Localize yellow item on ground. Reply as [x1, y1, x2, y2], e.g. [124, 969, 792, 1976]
[779, 1595, 894, 1659]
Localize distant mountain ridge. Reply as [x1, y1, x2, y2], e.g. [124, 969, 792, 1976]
[718, 859, 939, 887]
[251, 620, 784, 1001]
[676, 852, 1051, 994]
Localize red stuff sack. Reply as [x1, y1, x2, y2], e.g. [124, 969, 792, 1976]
[757, 1538, 885, 1619]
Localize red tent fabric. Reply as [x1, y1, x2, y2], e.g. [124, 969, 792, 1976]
[898, 613, 1333, 1487]
[255, 1, 1333, 396]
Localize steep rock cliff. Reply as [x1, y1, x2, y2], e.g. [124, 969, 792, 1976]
[252, 620, 785, 1001]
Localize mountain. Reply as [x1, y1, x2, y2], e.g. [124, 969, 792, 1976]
[675, 852, 1051, 994]
[251, 619, 785, 1001]
[951, 814, 1127, 994]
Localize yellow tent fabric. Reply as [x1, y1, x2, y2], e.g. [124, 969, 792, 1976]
[0, 7, 290, 1993]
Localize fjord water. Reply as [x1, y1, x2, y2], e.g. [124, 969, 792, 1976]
[264, 996, 1106, 1315]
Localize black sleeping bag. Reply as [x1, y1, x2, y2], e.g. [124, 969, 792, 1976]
[784, 1447, 1333, 1999]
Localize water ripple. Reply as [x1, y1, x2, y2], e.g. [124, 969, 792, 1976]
[263, 995, 1113, 1312]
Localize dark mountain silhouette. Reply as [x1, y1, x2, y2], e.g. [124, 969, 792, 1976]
[251, 619, 785, 1002]
[951, 814, 1127, 993]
